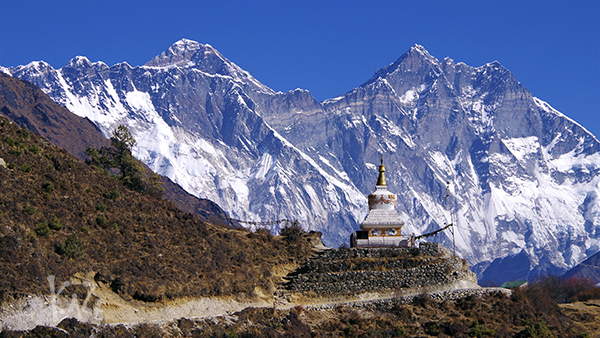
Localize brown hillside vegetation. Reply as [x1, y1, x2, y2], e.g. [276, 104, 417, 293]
[0, 116, 313, 303]
[159, 176, 241, 229]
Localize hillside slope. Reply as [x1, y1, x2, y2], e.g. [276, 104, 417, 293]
[4, 292, 594, 337]
[0, 116, 314, 304]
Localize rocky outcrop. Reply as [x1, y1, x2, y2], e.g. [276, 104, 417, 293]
[279, 243, 477, 297]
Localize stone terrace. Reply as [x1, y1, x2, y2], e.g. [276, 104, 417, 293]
[279, 243, 477, 296]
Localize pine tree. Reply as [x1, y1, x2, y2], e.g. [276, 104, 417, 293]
[86, 125, 164, 197]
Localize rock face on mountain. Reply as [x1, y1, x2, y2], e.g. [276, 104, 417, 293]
[4, 39, 600, 284]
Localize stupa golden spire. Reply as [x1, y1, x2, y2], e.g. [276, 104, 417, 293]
[376, 155, 387, 186]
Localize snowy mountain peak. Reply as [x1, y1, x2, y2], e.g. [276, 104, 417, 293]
[359, 44, 442, 89]
[16, 61, 54, 74]
[26, 60, 53, 70]
[64, 56, 109, 70]
[67, 55, 92, 67]
[173, 38, 202, 50]
[142, 39, 272, 93]
[400, 44, 439, 66]
[408, 44, 432, 56]
[145, 38, 205, 68]
[479, 60, 507, 73]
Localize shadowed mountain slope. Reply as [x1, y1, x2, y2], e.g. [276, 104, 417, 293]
[0, 72, 237, 228]
[0, 72, 109, 159]
[562, 251, 600, 284]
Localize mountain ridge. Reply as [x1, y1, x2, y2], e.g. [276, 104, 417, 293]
[562, 250, 600, 284]
[3, 39, 599, 285]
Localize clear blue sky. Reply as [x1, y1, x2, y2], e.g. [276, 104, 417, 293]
[1, 0, 598, 137]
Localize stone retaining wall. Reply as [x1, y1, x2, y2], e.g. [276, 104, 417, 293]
[306, 288, 511, 311]
[279, 243, 476, 297]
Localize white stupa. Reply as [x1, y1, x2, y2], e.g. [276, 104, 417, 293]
[350, 156, 408, 247]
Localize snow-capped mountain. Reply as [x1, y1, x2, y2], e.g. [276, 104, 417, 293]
[4, 39, 599, 284]
[3, 39, 366, 246]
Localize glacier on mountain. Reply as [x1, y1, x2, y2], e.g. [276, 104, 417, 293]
[3, 39, 600, 284]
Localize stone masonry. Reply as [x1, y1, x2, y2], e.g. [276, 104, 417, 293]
[279, 243, 477, 296]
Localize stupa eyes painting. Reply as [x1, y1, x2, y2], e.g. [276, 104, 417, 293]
[370, 229, 382, 236]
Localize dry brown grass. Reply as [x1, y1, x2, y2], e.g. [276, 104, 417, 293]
[560, 299, 600, 337]
[0, 116, 314, 303]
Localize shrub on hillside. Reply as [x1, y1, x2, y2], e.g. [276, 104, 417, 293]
[516, 321, 554, 338]
[35, 222, 50, 237]
[18, 128, 30, 139]
[96, 202, 107, 212]
[42, 182, 54, 193]
[470, 320, 495, 337]
[96, 215, 107, 227]
[526, 275, 596, 304]
[19, 163, 31, 173]
[280, 222, 303, 243]
[103, 188, 120, 200]
[23, 206, 36, 215]
[521, 274, 600, 324]
[570, 287, 600, 302]
[56, 233, 85, 259]
[523, 278, 562, 317]
[247, 228, 273, 242]
[48, 216, 63, 231]
[413, 293, 431, 307]
[4, 136, 15, 147]
[561, 277, 596, 302]
[86, 125, 164, 197]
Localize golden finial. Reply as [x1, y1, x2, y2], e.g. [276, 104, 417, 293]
[376, 155, 387, 186]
